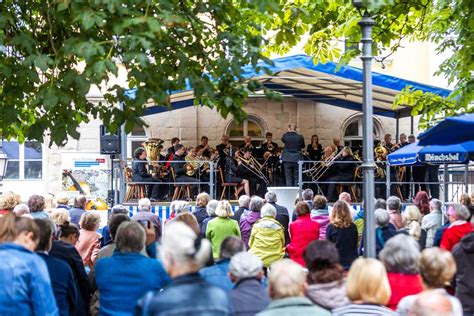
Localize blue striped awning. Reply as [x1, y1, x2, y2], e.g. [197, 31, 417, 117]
[131, 54, 451, 118]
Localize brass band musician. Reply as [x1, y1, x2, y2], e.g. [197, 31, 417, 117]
[261, 132, 278, 155]
[306, 134, 323, 161]
[224, 147, 250, 196]
[236, 148, 267, 196]
[131, 147, 166, 201]
[325, 147, 357, 202]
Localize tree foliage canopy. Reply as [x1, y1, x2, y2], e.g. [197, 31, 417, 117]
[0, 0, 472, 145]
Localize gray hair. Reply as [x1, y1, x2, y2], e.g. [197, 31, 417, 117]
[268, 259, 306, 299]
[379, 234, 420, 274]
[374, 198, 387, 210]
[249, 196, 265, 212]
[173, 200, 191, 214]
[115, 221, 146, 253]
[261, 203, 277, 218]
[229, 252, 263, 279]
[374, 209, 390, 227]
[13, 203, 30, 216]
[219, 236, 246, 259]
[111, 204, 129, 214]
[265, 191, 277, 203]
[238, 195, 251, 208]
[387, 196, 402, 212]
[448, 203, 471, 221]
[302, 189, 314, 201]
[206, 199, 219, 216]
[160, 221, 211, 270]
[138, 198, 151, 211]
[429, 199, 443, 212]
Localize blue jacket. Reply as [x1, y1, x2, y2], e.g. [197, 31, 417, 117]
[38, 253, 78, 316]
[230, 278, 271, 316]
[136, 273, 233, 315]
[193, 206, 208, 225]
[95, 252, 171, 316]
[0, 243, 59, 316]
[199, 259, 234, 292]
[69, 207, 86, 226]
[50, 240, 91, 316]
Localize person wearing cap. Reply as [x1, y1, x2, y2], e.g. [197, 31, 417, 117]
[229, 252, 270, 315]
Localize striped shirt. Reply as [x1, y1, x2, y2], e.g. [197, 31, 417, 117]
[332, 303, 398, 315]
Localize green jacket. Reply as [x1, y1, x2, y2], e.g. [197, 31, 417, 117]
[257, 297, 331, 316]
[206, 217, 241, 258]
[249, 217, 285, 267]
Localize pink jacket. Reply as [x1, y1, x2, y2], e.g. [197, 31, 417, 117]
[76, 229, 100, 267]
[311, 211, 330, 240]
[388, 211, 403, 230]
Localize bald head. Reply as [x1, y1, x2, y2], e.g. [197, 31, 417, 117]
[288, 124, 297, 132]
[409, 291, 452, 316]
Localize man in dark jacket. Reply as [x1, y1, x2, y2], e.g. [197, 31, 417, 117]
[35, 219, 78, 316]
[228, 252, 270, 315]
[132, 147, 164, 201]
[265, 191, 290, 245]
[281, 124, 305, 186]
[326, 147, 356, 202]
[453, 232, 474, 314]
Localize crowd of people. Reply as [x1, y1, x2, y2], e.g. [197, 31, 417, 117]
[0, 188, 473, 316]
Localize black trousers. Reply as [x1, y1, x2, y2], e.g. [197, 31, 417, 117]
[146, 178, 166, 200]
[284, 162, 298, 186]
[327, 175, 352, 201]
[426, 165, 440, 199]
[412, 165, 428, 194]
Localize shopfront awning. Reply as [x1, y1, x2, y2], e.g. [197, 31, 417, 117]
[137, 54, 451, 118]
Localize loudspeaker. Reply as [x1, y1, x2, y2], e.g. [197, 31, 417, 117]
[100, 125, 121, 154]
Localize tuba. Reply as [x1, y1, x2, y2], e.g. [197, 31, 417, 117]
[184, 154, 197, 176]
[374, 144, 388, 178]
[144, 138, 164, 173]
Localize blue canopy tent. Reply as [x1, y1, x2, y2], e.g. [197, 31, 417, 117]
[388, 141, 474, 166]
[136, 54, 451, 121]
[388, 140, 473, 201]
[387, 142, 422, 166]
[418, 113, 474, 146]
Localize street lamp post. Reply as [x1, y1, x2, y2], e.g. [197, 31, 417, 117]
[354, 2, 377, 258]
[0, 141, 9, 193]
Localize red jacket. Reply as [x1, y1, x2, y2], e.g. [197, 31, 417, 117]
[287, 213, 319, 266]
[441, 221, 473, 252]
[386, 272, 423, 310]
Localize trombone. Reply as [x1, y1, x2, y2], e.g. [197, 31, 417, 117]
[303, 149, 338, 179]
[237, 151, 270, 185]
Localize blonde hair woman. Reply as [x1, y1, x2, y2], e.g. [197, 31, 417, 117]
[332, 258, 396, 315]
[205, 200, 241, 259]
[400, 205, 426, 249]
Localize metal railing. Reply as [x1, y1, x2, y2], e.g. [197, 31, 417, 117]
[297, 160, 474, 202]
[120, 159, 216, 201]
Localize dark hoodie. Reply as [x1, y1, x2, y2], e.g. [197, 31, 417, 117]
[453, 231, 474, 314]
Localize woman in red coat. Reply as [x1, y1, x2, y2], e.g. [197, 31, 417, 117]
[287, 202, 319, 266]
[441, 204, 473, 251]
[379, 234, 423, 310]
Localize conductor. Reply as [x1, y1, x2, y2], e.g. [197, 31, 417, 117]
[281, 124, 305, 186]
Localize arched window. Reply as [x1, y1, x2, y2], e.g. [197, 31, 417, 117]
[342, 115, 383, 149]
[127, 124, 148, 158]
[226, 117, 265, 147]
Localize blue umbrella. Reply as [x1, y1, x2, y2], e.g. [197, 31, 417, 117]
[387, 142, 423, 166]
[418, 141, 474, 164]
[418, 113, 474, 146]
